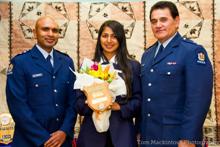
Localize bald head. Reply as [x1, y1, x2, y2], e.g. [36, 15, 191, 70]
[35, 15, 59, 30]
[33, 16, 60, 52]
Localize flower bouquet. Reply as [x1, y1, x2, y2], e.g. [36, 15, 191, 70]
[70, 58, 127, 132]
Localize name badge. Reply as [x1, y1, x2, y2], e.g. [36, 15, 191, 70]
[32, 73, 43, 78]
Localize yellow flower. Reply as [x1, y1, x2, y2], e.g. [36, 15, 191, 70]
[82, 62, 116, 83]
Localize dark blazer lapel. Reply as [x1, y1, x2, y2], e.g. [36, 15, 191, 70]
[111, 63, 125, 79]
[147, 44, 158, 67]
[30, 46, 53, 74]
[153, 32, 182, 65]
[53, 50, 63, 74]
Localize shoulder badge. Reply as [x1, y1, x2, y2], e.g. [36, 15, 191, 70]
[7, 63, 13, 75]
[197, 52, 206, 64]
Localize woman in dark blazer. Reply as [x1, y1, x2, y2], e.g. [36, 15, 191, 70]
[75, 20, 142, 147]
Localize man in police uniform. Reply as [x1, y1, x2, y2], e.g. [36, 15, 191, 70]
[6, 16, 77, 147]
[140, 1, 213, 147]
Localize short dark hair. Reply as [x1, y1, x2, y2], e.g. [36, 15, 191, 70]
[150, 1, 179, 20]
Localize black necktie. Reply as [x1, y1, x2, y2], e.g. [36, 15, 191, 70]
[155, 45, 164, 59]
[46, 55, 53, 70]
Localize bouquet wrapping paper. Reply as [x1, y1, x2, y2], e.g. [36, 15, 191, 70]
[71, 58, 127, 132]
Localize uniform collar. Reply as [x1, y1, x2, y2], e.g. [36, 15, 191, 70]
[158, 32, 177, 48]
[100, 55, 117, 64]
[36, 44, 54, 60]
[109, 55, 117, 64]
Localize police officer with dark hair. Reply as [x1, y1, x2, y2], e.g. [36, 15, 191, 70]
[6, 16, 77, 147]
[139, 1, 213, 147]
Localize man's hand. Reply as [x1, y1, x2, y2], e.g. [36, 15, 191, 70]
[44, 130, 66, 147]
[178, 140, 196, 147]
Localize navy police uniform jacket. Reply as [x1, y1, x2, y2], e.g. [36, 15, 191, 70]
[6, 46, 77, 147]
[76, 59, 142, 147]
[140, 33, 213, 147]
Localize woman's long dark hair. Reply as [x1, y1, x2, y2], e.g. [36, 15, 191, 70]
[94, 20, 132, 98]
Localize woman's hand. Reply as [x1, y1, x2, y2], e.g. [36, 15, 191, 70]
[111, 102, 121, 111]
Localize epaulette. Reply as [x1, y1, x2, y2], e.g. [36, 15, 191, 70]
[12, 49, 30, 59]
[55, 50, 70, 57]
[182, 37, 198, 45]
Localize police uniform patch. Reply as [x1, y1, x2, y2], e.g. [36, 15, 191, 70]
[197, 52, 206, 64]
[7, 63, 13, 75]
